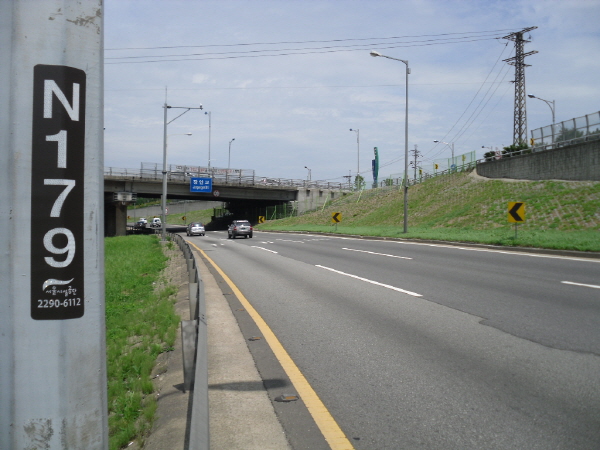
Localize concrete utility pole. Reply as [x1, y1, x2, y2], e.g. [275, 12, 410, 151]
[1, 1, 108, 448]
[503, 26, 538, 146]
[410, 145, 422, 181]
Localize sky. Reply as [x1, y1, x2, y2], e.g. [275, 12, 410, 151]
[104, 0, 600, 184]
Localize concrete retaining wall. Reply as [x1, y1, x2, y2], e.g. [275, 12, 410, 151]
[476, 140, 600, 181]
[296, 188, 350, 214]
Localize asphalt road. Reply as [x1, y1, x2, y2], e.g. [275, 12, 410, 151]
[188, 230, 600, 450]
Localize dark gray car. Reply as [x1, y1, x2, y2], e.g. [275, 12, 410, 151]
[227, 220, 253, 239]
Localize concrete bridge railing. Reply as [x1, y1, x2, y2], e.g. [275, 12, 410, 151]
[104, 167, 348, 191]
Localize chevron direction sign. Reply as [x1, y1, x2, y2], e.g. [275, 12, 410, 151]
[508, 202, 525, 223]
[332, 212, 342, 223]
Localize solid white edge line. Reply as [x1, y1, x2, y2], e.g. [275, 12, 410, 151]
[258, 232, 597, 263]
[316, 265, 422, 297]
[561, 281, 600, 290]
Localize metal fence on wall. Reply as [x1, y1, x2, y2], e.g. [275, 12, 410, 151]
[433, 150, 477, 173]
[531, 111, 600, 147]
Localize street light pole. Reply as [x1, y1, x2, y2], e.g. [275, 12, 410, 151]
[349, 128, 360, 177]
[304, 166, 311, 181]
[161, 103, 202, 241]
[528, 94, 556, 142]
[433, 140, 455, 166]
[228, 138, 235, 169]
[205, 111, 212, 171]
[370, 51, 410, 233]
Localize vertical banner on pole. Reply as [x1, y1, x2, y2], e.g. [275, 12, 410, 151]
[372, 146, 379, 188]
[0, 2, 107, 449]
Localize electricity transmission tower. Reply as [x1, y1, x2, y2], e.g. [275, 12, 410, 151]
[503, 26, 538, 146]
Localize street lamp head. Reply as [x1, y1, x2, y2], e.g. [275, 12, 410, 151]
[185, 133, 192, 136]
[433, 140, 440, 143]
[370, 51, 382, 57]
[528, 94, 536, 99]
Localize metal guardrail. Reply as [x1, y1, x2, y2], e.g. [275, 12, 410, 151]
[169, 233, 209, 450]
[104, 167, 348, 190]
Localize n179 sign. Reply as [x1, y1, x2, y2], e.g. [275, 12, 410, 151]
[31, 65, 86, 320]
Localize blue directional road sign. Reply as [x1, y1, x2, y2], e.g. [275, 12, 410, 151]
[190, 177, 213, 193]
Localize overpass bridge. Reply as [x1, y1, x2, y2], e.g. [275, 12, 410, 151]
[104, 165, 350, 236]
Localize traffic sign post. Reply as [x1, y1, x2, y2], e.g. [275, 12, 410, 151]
[508, 202, 526, 239]
[1, 2, 108, 448]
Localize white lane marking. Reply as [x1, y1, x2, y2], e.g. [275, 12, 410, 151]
[389, 241, 600, 263]
[561, 281, 600, 290]
[342, 247, 412, 260]
[316, 265, 422, 297]
[276, 239, 305, 243]
[252, 246, 278, 254]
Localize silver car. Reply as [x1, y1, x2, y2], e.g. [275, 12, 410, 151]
[227, 220, 253, 239]
[187, 222, 205, 236]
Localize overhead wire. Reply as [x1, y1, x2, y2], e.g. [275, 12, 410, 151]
[105, 29, 518, 51]
[106, 33, 505, 61]
[420, 42, 514, 165]
[375, 42, 514, 175]
[105, 30, 514, 64]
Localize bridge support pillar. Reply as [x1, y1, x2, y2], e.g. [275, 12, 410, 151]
[104, 197, 128, 237]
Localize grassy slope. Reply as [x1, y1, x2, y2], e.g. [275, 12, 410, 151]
[257, 171, 600, 251]
[105, 235, 180, 450]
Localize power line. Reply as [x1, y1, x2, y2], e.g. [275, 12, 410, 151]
[105, 35, 513, 65]
[422, 41, 513, 161]
[106, 33, 506, 61]
[105, 29, 519, 51]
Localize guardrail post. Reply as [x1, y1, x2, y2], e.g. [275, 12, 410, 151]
[181, 320, 197, 392]
[189, 282, 199, 321]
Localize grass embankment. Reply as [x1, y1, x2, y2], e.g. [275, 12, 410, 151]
[258, 171, 600, 252]
[166, 208, 214, 225]
[105, 235, 180, 450]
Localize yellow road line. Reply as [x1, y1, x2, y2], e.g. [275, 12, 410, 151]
[189, 242, 355, 450]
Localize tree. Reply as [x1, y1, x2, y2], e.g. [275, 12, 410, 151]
[555, 126, 585, 143]
[502, 143, 530, 158]
[484, 151, 496, 162]
[354, 174, 366, 190]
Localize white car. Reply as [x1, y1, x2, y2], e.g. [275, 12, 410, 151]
[150, 218, 162, 228]
[139, 217, 147, 224]
[227, 220, 253, 239]
[186, 222, 205, 236]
